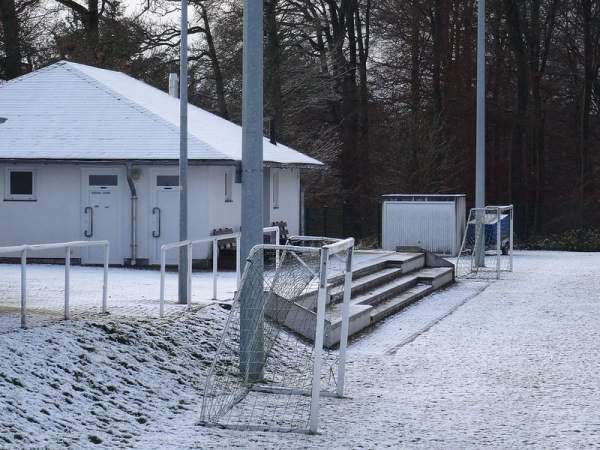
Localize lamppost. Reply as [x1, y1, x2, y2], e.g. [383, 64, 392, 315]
[178, 0, 189, 304]
[239, 0, 264, 382]
[474, 0, 486, 267]
[476, 0, 485, 209]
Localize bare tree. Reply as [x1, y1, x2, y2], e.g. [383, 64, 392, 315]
[0, 0, 24, 79]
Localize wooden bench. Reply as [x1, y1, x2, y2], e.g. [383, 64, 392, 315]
[272, 221, 289, 245]
[212, 228, 237, 269]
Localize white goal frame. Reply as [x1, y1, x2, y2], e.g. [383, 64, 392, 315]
[456, 205, 513, 279]
[200, 236, 355, 434]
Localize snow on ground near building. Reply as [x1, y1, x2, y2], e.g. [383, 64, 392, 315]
[1, 251, 600, 448]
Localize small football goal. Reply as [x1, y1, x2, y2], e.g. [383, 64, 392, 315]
[199, 236, 354, 433]
[456, 205, 513, 279]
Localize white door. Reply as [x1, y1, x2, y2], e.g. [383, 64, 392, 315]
[82, 172, 124, 264]
[150, 173, 180, 265]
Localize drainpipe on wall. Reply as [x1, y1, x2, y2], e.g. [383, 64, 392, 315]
[125, 163, 138, 266]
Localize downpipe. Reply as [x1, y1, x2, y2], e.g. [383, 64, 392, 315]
[125, 163, 138, 266]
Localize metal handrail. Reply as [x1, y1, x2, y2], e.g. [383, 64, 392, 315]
[159, 227, 280, 318]
[0, 240, 109, 328]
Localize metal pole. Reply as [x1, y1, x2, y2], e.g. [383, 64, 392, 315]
[474, 0, 486, 267]
[309, 247, 330, 433]
[212, 238, 218, 300]
[336, 245, 353, 397]
[178, 0, 189, 304]
[475, 0, 486, 209]
[102, 243, 109, 313]
[65, 247, 71, 319]
[160, 246, 166, 318]
[239, 0, 264, 382]
[20, 249, 27, 329]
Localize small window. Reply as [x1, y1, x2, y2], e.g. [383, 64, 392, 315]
[225, 169, 233, 202]
[272, 171, 279, 209]
[157, 175, 179, 187]
[5, 169, 35, 200]
[89, 174, 118, 186]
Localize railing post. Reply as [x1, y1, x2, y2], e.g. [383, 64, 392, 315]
[187, 241, 193, 305]
[20, 249, 27, 329]
[65, 246, 71, 319]
[160, 245, 166, 318]
[337, 244, 353, 397]
[102, 243, 109, 314]
[235, 234, 241, 286]
[275, 228, 280, 268]
[212, 238, 218, 300]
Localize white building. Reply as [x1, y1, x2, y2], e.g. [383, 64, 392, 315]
[0, 61, 322, 266]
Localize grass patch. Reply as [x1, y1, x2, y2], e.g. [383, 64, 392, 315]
[518, 227, 600, 252]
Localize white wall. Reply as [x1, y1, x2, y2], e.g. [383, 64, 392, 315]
[268, 168, 300, 235]
[1, 163, 304, 264]
[1, 164, 86, 258]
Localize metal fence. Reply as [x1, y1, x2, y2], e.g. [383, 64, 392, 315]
[304, 202, 382, 246]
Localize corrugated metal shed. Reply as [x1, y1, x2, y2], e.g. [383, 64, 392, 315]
[382, 194, 466, 256]
[0, 61, 323, 167]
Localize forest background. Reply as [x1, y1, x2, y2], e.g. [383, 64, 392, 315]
[1, 0, 599, 246]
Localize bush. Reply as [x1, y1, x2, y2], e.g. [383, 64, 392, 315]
[517, 228, 600, 252]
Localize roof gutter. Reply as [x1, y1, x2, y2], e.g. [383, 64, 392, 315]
[0, 158, 240, 166]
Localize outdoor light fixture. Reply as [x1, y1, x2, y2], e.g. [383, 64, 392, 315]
[0, 117, 7, 124]
[131, 168, 143, 181]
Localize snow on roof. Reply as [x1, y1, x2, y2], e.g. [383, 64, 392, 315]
[0, 61, 323, 166]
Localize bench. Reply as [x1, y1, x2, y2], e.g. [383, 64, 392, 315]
[272, 221, 289, 245]
[212, 228, 237, 269]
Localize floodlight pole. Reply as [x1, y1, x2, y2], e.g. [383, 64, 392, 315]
[178, 0, 189, 304]
[239, 0, 264, 382]
[474, 0, 486, 267]
[475, 0, 485, 209]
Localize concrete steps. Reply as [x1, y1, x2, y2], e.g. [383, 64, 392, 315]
[272, 249, 455, 348]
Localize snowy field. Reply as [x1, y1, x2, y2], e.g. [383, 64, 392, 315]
[1, 250, 600, 449]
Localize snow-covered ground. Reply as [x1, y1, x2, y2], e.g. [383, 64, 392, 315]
[1, 251, 599, 449]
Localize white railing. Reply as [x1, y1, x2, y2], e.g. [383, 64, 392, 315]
[159, 227, 280, 318]
[0, 241, 109, 328]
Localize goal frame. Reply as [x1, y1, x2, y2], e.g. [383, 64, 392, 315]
[200, 236, 355, 434]
[457, 205, 514, 279]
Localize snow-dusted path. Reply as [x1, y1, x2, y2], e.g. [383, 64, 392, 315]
[132, 251, 600, 449]
[2, 251, 600, 449]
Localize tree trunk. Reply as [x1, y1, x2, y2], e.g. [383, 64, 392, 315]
[430, 0, 443, 123]
[265, 0, 283, 140]
[0, 0, 23, 79]
[200, 3, 229, 120]
[580, 0, 593, 204]
[503, 0, 529, 237]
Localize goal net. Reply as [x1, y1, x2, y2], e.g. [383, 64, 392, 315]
[456, 205, 513, 279]
[199, 236, 354, 433]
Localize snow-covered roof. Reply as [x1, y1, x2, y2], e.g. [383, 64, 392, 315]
[0, 61, 322, 167]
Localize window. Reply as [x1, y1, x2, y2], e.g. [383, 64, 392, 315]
[272, 170, 279, 209]
[157, 175, 179, 187]
[225, 169, 233, 202]
[89, 174, 118, 186]
[5, 168, 35, 200]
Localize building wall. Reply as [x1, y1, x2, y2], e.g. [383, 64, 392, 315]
[0, 163, 303, 264]
[268, 167, 300, 235]
[0, 164, 82, 257]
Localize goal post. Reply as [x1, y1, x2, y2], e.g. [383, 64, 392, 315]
[456, 205, 513, 279]
[200, 237, 355, 434]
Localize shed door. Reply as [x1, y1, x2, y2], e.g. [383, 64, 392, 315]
[82, 173, 124, 264]
[150, 174, 180, 265]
